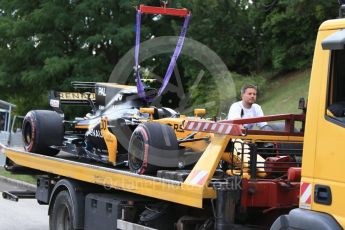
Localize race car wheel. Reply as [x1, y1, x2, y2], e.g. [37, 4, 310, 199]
[128, 123, 179, 175]
[22, 110, 63, 156]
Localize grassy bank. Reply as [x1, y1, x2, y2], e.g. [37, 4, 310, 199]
[260, 69, 311, 115]
[0, 168, 36, 185]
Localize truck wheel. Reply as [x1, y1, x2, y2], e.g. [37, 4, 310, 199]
[22, 110, 63, 156]
[128, 123, 179, 175]
[49, 190, 75, 230]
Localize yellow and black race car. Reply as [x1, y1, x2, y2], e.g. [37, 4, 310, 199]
[22, 82, 211, 174]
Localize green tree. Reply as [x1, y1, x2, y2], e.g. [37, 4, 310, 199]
[0, 0, 139, 114]
[259, 0, 338, 71]
[0, 0, 341, 116]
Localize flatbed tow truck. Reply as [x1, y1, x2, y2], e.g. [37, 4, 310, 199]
[1, 113, 305, 230]
[3, 2, 345, 230]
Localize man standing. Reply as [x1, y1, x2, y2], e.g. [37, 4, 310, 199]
[227, 84, 267, 129]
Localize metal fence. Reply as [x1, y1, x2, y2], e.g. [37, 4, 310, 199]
[0, 100, 20, 167]
[0, 131, 23, 167]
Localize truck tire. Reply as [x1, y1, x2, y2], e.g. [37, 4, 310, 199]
[22, 110, 63, 156]
[49, 190, 76, 230]
[128, 123, 180, 175]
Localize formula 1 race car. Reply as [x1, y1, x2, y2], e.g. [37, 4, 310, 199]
[22, 82, 211, 174]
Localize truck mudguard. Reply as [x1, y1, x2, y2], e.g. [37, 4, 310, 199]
[48, 179, 87, 230]
[270, 208, 342, 230]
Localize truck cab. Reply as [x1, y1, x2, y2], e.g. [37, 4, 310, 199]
[271, 15, 345, 230]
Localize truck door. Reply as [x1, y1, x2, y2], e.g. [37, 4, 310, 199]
[313, 28, 345, 227]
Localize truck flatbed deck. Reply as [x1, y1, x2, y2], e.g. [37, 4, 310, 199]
[2, 144, 218, 208]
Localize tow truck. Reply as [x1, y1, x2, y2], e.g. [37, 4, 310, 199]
[2, 2, 345, 230]
[1, 111, 304, 230]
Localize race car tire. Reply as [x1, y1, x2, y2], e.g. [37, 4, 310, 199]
[128, 122, 179, 175]
[22, 110, 63, 156]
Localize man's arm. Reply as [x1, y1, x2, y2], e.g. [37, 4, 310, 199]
[227, 102, 242, 120]
[255, 105, 267, 128]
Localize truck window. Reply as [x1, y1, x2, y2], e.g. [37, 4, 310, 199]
[326, 49, 345, 123]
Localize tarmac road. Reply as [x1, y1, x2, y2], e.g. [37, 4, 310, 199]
[0, 178, 49, 230]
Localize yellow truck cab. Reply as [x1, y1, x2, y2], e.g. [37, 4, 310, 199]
[271, 12, 345, 230]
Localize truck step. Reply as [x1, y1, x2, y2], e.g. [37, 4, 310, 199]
[2, 190, 36, 202]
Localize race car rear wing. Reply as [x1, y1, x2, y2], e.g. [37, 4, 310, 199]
[48, 90, 96, 114]
[47, 81, 141, 113]
[71, 81, 97, 89]
[48, 90, 95, 106]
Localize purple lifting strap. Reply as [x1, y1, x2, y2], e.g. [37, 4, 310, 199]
[135, 10, 190, 102]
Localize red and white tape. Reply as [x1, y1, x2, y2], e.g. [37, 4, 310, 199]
[189, 170, 209, 186]
[300, 182, 312, 209]
[184, 120, 242, 135]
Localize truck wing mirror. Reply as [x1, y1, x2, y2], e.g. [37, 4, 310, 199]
[298, 98, 306, 111]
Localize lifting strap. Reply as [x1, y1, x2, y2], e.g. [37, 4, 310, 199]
[135, 5, 190, 102]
